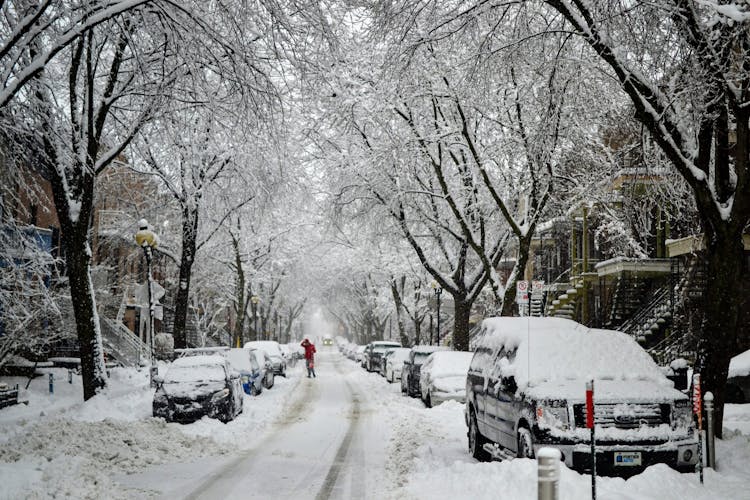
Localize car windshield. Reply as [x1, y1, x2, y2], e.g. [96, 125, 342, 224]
[165, 365, 225, 383]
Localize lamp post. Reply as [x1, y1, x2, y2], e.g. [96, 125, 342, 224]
[251, 295, 260, 340]
[135, 219, 158, 387]
[431, 280, 442, 346]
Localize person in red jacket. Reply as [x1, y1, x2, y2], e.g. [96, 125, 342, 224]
[301, 338, 317, 378]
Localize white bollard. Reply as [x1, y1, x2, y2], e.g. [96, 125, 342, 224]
[537, 447, 561, 500]
[705, 391, 715, 469]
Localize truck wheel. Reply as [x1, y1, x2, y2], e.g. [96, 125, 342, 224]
[469, 408, 490, 461]
[517, 427, 534, 459]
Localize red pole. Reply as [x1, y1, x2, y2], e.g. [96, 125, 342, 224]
[586, 379, 596, 500]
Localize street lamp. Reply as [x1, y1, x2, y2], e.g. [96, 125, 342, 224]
[251, 295, 260, 340]
[135, 219, 158, 387]
[431, 280, 442, 346]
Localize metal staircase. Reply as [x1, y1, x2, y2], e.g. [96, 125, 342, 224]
[99, 316, 150, 366]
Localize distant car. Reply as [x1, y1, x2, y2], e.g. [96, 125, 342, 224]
[223, 348, 263, 396]
[323, 336, 333, 346]
[384, 348, 411, 383]
[465, 317, 698, 476]
[402, 346, 448, 397]
[248, 348, 275, 390]
[727, 348, 750, 403]
[244, 341, 287, 377]
[355, 346, 366, 364]
[363, 341, 402, 373]
[419, 351, 474, 407]
[153, 355, 243, 424]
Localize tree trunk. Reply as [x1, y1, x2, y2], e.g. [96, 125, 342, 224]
[173, 207, 198, 349]
[232, 233, 245, 348]
[501, 235, 532, 316]
[698, 227, 746, 439]
[64, 230, 108, 399]
[413, 317, 422, 346]
[390, 279, 409, 346]
[453, 297, 471, 351]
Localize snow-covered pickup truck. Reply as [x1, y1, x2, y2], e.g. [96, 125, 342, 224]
[465, 317, 699, 476]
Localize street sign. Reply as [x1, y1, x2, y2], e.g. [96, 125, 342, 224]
[516, 280, 529, 304]
[532, 280, 545, 298]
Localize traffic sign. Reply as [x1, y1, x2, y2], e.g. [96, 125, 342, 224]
[532, 280, 544, 298]
[516, 280, 529, 304]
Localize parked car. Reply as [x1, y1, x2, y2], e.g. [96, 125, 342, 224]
[465, 317, 699, 476]
[727, 348, 750, 403]
[355, 346, 366, 364]
[363, 341, 402, 373]
[223, 348, 263, 395]
[244, 341, 287, 377]
[384, 348, 411, 383]
[248, 348, 276, 390]
[153, 355, 244, 424]
[419, 351, 474, 407]
[402, 346, 448, 397]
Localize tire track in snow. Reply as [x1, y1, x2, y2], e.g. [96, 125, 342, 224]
[182, 373, 311, 500]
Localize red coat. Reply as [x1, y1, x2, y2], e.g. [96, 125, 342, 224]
[301, 341, 316, 360]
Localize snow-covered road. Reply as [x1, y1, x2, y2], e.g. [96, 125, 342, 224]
[122, 351, 388, 499]
[2, 350, 750, 499]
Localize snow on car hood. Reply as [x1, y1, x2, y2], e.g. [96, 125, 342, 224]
[525, 379, 687, 403]
[432, 375, 467, 394]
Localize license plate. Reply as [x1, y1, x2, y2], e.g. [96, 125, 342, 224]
[614, 451, 642, 466]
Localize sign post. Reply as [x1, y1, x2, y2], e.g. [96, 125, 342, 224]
[693, 373, 703, 484]
[586, 379, 596, 499]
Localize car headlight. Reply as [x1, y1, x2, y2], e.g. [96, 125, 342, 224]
[211, 388, 230, 402]
[672, 400, 692, 430]
[536, 400, 569, 430]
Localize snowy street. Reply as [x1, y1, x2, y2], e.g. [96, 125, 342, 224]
[1, 347, 750, 499]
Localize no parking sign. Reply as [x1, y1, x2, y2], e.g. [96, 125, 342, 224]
[516, 280, 529, 304]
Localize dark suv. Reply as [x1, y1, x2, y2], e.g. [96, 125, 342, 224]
[465, 317, 698, 476]
[364, 341, 401, 372]
[401, 345, 447, 398]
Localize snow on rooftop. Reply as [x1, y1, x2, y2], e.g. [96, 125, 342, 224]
[477, 317, 672, 390]
[412, 345, 448, 354]
[729, 348, 750, 378]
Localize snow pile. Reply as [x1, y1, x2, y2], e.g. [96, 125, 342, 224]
[244, 340, 284, 358]
[728, 348, 750, 378]
[478, 317, 672, 390]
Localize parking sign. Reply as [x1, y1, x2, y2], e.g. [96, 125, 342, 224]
[516, 280, 529, 304]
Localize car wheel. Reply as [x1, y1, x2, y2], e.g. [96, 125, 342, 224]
[517, 427, 534, 459]
[424, 391, 432, 408]
[401, 377, 407, 394]
[468, 407, 490, 461]
[387, 371, 393, 383]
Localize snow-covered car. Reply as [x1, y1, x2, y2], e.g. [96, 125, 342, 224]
[355, 346, 366, 364]
[402, 345, 448, 398]
[727, 348, 750, 403]
[384, 348, 411, 383]
[223, 348, 263, 396]
[244, 341, 287, 377]
[152, 355, 243, 424]
[248, 348, 275, 390]
[419, 351, 474, 407]
[465, 317, 699, 476]
[363, 341, 402, 373]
